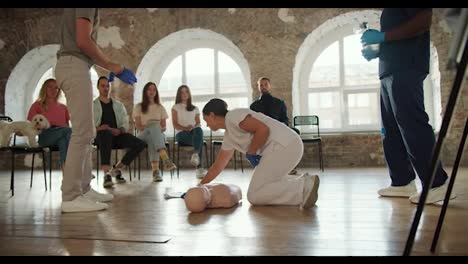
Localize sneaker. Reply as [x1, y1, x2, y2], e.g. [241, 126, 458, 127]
[378, 180, 417, 197]
[110, 168, 126, 184]
[196, 168, 207, 179]
[115, 174, 127, 184]
[409, 181, 457, 204]
[190, 153, 200, 167]
[153, 170, 163, 182]
[83, 188, 114, 202]
[300, 173, 320, 210]
[288, 169, 298, 175]
[103, 174, 114, 188]
[162, 159, 177, 171]
[61, 196, 108, 213]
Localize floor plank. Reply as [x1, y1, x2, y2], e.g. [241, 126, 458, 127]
[0, 166, 466, 256]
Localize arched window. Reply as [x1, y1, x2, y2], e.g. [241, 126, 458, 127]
[136, 29, 251, 137]
[304, 33, 380, 131]
[293, 10, 442, 133]
[158, 48, 249, 136]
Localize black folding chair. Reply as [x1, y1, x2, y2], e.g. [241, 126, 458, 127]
[133, 126, 173, 180]
[94, 143, 133, 182]
[46, 145, 60, 190]
[173, 129, 209, 179]
[293, 115, 324, 172]
[210, 130, 243, 172]
[1, 115, 47, 196]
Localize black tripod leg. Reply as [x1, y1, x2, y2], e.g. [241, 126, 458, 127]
[403, 39, 468, 256]
[430, 116, 468, 252]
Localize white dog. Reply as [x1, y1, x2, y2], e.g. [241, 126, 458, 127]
[0, 114, 50, 148]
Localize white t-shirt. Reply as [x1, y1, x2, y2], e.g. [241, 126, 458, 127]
[133, 103, 168, 127]
[172, 103, 200, 134]
[221, 108, 299, 156]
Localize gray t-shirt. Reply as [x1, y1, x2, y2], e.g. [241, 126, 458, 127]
[57, 8, 99, 65]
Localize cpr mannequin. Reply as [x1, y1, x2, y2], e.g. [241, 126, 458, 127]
[184, 183, 242, 213]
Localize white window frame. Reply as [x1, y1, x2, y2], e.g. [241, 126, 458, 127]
[159, 47, 251, 103]
[158, 46, 251, 138]
[299, 26, 381, 133]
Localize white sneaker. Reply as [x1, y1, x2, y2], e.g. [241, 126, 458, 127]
[378, 180, 417, 197]
[61, 196, 108, 213]
[153, 170, 163, 182]
[300, 173, 320, 210]
[409, 181, 457, 204]
[83, 188, 114, 203]
[190, 153, 200, 167]
[196, 168, 207, 179]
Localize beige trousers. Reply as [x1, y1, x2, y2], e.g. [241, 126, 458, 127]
[55, 55, 95, 201]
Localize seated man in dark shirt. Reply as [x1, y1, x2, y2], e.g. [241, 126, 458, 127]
[250, 77, 299, 174]
[250, 77, 289, 126]
[94, 76, 147, 188]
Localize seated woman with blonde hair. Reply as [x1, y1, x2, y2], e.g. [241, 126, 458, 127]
[27, 78, 72, 168]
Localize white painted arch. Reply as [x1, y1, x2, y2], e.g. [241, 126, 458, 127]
[5, 44, 100, 122]
[5, 44, 60, 121]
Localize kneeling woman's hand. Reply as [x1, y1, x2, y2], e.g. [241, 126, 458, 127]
[246, 153, 262, 167]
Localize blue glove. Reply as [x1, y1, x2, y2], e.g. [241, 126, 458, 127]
[109, 72, 115, 82]
[361, 47, 379, 61]
[109, 67, 137, 85]
[361, 29, 385, 45]
[246, 153, 262, 168]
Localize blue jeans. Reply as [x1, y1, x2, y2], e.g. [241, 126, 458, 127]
[137, 123, 167, 161]
[38, 126, 72, 166]
[176, 127, 203, 166]
[380, 70, 448, 188]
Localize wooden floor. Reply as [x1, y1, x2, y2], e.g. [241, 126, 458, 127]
[0, 166, 467, 256]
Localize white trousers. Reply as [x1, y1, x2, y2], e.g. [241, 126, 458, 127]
[247, 136, 307, 206]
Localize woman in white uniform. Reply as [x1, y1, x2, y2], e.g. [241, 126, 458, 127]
[200, 98, 320, 209]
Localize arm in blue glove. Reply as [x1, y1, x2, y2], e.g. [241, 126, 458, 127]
[246, 153, 262, 168]
[109, 67, 137, 85]
[378, 9, 432, 43]
[361, 29, 385, 46]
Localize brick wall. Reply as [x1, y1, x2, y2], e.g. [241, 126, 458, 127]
[0, 8, 466, 171]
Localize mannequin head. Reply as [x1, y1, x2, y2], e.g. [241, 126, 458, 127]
[184, 186, 212, 213]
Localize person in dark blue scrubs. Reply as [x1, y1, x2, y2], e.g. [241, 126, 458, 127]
[361, 8, 456, 204]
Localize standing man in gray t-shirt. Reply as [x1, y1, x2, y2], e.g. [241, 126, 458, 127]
[56, 8, 137, 213]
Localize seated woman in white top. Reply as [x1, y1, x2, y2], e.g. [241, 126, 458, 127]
[133, 82, 176, 182]
[171, 85, 206, 179]
[200, 98, 320, 209]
